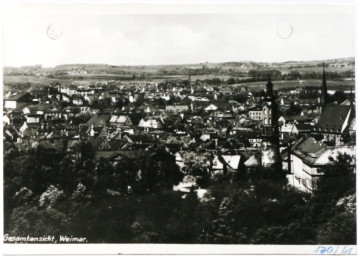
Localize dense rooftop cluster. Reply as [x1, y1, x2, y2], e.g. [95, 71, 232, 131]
[3, 69, 356, 193]
[3, 65, 356, 244]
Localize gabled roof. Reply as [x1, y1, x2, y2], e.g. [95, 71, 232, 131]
[222, 155, 241, 170]
[316, 104, 352, 133]
[294, 123, 312, 132]
[293, 136, 356, 166]
[113, 150, 149, 160]
[244, 155, 259, 167]
[296, 137, 325, 155]
[109, 115, 130, 124]
[88, 136, 104, 150]
[28, 104, 51, 112]
[87, 114, 110, 126]
[5, 92, 31, 101]
[248, 106, 262, 111]
[284, 115, 315, 122]
[340, 99, 353, 106]
[210, 101, 231, 110]
[166, 105, 189, 110]
[292, 137, 326, 165]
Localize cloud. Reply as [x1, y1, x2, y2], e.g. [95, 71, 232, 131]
[2, 4, 355, 67]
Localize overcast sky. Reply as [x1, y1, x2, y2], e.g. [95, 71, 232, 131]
[2, 2, 355, 67]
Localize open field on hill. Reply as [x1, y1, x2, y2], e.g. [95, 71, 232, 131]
[232, 79, 355, 91]
[4, 74, 355, 93]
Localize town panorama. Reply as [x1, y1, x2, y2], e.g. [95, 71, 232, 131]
[3, 59, 356, 244]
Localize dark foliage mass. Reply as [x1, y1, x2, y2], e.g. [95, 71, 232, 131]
[3, 147, 356, 244]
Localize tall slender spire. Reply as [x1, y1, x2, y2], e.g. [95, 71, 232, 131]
[321, 63, 328, 106]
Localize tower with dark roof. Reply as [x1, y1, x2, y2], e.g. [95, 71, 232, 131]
[321, 63, 328, 107]
[266, 75, 274, 98]
[262, 75, 279, 137]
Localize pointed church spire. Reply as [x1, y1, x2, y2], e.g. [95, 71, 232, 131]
[321, 63, 328, 106]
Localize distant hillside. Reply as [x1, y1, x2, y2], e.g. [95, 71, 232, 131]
[3, 57, 354, 77]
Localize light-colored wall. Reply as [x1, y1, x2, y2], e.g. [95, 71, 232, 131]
[27, 116, 40, 123]
[262, 106, 272, 125]
[5, 100, 16, 109]
[248, 110, 262, 120]
[291, 154, 321, 192]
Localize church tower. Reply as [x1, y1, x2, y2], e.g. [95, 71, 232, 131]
[261, 76, 282, 171]
[262, 75, 279, 137]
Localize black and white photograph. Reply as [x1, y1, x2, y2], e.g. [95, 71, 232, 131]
[1, 0, 357, 252]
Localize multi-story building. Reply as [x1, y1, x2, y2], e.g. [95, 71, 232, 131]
[289, 137, 355, 192]
[248, 106, 263, 121]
